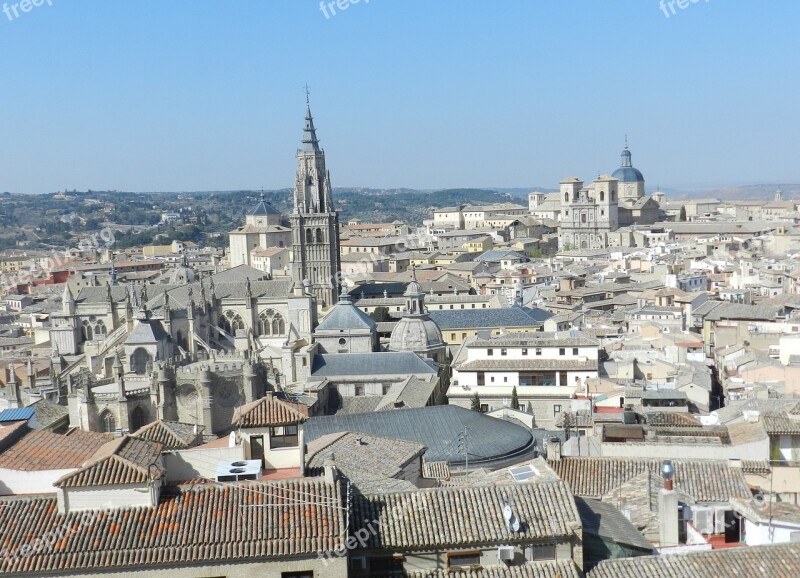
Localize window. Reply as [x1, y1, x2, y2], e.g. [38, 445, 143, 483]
[282, 572, 313, 578]
[315, 228, 323, 243]
[536, 348, 542, 356]
[462, 333, 467, 339]
[573, 348, 579, 356]
[451, 333, 456, 341]
[522, 348, 528, 355]
[338, 337, 347, 346]
[559, 348, 565, 356]
[259, 309, 285, 336]
[100, 410, 116, 434]
[130, 406, 147, 433]
[449, 552, 481, 568]
[477, 372, 485, 386]
[490, 376, 495, 383]
[480, 404, 488, 413]
[553, 404, 562, 416]
[487, 349, 494, 356]
[305, 229, 313, 244]
[354, 385, 365, 396]
[382, 384, 391, 395]
[501, 348, 507, 356]
[270, 425, 299, 448]
[503, 377, 508, 383]
[130, 347, 152, 375]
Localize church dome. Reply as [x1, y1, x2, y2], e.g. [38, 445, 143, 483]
[611, 146, 644, 183]
[389, 316, 444, 356]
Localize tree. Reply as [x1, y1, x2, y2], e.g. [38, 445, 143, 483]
[369, 306, 391, 323]
[470, 392, 482, 412]
[511, 386, 519, 410]
[679, 205, 687, 222]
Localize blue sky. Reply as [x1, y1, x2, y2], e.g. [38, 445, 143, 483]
[1, 1, 798, 193]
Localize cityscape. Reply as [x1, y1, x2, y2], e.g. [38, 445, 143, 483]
[1, 2, 800, 578]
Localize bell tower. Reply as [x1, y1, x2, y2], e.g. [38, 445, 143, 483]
[289, 91, 341, 309]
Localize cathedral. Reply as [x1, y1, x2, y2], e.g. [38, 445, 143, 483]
[558, 143, 660, 250]
[33, 100, 447, 438]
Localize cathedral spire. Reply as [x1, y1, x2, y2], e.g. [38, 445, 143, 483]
[302, 92, 321, 153]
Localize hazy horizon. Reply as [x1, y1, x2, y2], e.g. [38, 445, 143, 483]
[2, 2, 799, 194]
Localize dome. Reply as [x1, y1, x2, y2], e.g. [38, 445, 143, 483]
[388, 316, 444, 356]
[612, 145, 644, 183]
[611, 166, 644, 183]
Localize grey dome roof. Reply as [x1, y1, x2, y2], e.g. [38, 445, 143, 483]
[248, 193, 281, 216]
[612, 166, 644, 183]
[389, 316, 444, 354]
[316, 293, 377, 332]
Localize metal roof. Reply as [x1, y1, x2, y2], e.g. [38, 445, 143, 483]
[0, 407, 35, 422]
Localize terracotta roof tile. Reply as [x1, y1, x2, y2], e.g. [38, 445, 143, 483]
[406, 560, 581, 578]
[0, 427, 110, 471]
[55, 436, 163, 488]
[550, 457, 751, 502]
[131, 420, 203, 450]
[352, 481, 581, 550]
[233, 395, 308, 428]
[588, 543, 800, 578]
[0, 478, 344, 574]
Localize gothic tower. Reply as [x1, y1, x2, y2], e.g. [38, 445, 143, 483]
[289, 97, 341, 309]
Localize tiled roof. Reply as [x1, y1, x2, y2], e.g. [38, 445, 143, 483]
[233, 395, 308, 427]
[352, 481, 581, 550]
[456, 359, 598, 372]
[130, 420, 203, 450]
[471, 331, 598, 347]
[405, 560, 582, 578]
[429, 306, 544, 330]
[0, 479, 344, 574]
[55, 436, 163, 488]
[311, 352, 438, 377]
[588, 543, 800, 578]
[28, 398, 70, 429]
[575, 496, 653, 551]
[306, 431, 425, 485]
[550, 457, 751, 502]
[0, 427, 110, 471]
[761, 413, 800, 435]
[423, 460, 451, 480]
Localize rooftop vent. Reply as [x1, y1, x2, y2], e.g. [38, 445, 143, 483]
[215, 459, 261, 482]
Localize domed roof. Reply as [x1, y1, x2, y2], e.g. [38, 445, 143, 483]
[248, 192, 281, 216]
[612, 146, 644, 183]
[315, 289, 377, 332]
[388, 316, 444, 355]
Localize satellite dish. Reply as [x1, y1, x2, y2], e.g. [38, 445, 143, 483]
[511, 518, 520, 533]
[503, 503, 513, 522]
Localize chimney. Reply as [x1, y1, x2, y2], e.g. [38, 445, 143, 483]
[547, 436, 562, 462]
[658, 460, 680, 547]
[323, 457, 337, 485]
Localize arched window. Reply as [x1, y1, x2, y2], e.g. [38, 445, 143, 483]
[130, 406, 147, 433]
[130, 347, 152, 375]
[100, 410, 116, 434]
[306, 229, 313, 244]
[600, 190, 605, 202]
[81, 320, 93, 342]
[259, 309, 286, 336]
[94, 320, 107, 338]
[564, 192, 569, 202]
[221, 311, 245, 336]
[581, 213, 587, 224]
[315, 228, 323, 243]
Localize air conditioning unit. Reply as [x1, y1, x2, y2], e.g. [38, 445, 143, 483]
[498, 546, 515, 561]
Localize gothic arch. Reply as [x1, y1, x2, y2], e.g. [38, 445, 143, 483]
[259, 309, 286, 336]
[306, 229, 313, 244]
[81, 320, 93, 342]
[95, 320, 107, 338]
[130, 347, 152, 375]
[221, 310, 245, 336]
[129, 406, 147, 433]
[100, 410, 116, 434]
